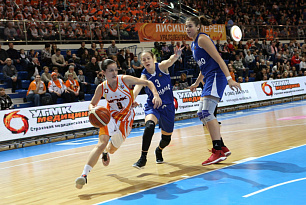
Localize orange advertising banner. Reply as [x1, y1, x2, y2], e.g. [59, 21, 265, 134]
[135, 23, 226, 42]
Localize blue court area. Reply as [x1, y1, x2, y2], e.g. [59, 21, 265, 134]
[0, 100, 305, 163]
[98, 145, 306, 205]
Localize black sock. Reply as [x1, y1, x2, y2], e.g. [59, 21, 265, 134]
[220, 137, 225, 147]
[212, 140, 222, 150]
[141, 151, 148, 158]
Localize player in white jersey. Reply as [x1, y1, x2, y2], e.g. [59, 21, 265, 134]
[75, 59, 162, 189]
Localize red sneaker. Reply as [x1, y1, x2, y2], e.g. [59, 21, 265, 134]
[222, 146, 231, 157]
[202, 148, 226, 166]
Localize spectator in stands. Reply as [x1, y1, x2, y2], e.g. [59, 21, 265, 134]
[77, 69, 91, 94]
[85, 57, 100, 83]
[300, 57, 306, 72]
[81, 49, 91, 65]
[39, 23, 50, 40]
[64, 65, 78, 81]
[291, 52, 301, 69]
[228, 64, 236, 82]
[48, 72, 71, 104]
[168, 41, 175, 54]
[19, 49, 30, 71]
[77, 41, 87, 58]
[256, 68, 268, 81]
[52, 67, 64, 80]
[0, 43, 9, 65]
[151, 42, 162, 62]
[6, 42, 21, 66]
[131, 56, 143, 77]
[41, 43, 52, 66]
[161, 42, 171, 60]
[28, 24, 41, 40]
[51, 48, 67, 74]
[172, 81, 179, 91]
[27, 57, 41, 80]
[4, 22, 19, 41]
[107, 40, 118, 57]
[65, 72, 84, 101]
[26, 74, 52, 106]
[179, 73, 189, 90]
[94, 71, 106, 85]
[125, 48, 134, 60]
[117, 49, 125, 68]
[233, 55, 249, 78]
[68, 53, 83, 72]
[3, 58, 21, 93]
[0, 87, 14, 110]
[64, 50, 73, 63]
[88, 42, 97, 57]
[245, 50, 255, 69]
[237, 76, 244, 83]
[51, 43, 58, 55]
[98, 43, 107, 59]
[41, 66, 51, 87]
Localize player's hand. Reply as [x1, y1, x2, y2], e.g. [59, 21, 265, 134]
[152, 95, 162, 109]
[228, 79, 241, 91]
[131, 101, 139, 108]
[174, 46, 184, 58]
[189, 83, 198, 92]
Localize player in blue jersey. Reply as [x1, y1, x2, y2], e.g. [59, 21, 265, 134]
[132, 47, 184, 169]
[186, 16, 241, 166]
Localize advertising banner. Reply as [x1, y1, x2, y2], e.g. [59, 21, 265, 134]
[135, 23, 226, 42]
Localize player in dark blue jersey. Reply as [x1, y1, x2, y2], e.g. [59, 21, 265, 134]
[186, 16, 241, 166]
[132, 47, 183, 169]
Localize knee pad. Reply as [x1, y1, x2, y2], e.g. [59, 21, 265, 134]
[201, 98, 218, 124]
[197, 101, 205, 122]
[160, 134, 171, 148]
[110, 131, 124, 149]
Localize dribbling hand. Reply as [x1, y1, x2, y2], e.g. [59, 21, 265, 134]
[189, 83, 198, 92]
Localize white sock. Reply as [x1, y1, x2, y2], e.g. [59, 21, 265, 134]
[82, 165, 92, 176]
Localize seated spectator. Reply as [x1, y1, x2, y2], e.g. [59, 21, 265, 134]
[161, 42, 171, 60]
[39, 23, 50, 40]
[88, 42, 97, 57]
[117, 49, 125, 68]
[41, 43, 52, 66]
[300, 57, 306, 72]
[233, 55, 249, 78]
[26, 74, 52, 106]
[41, 66, 52, 87]
[151, 42, 162, 62]
[27, 57, 41, 80]
[245, 76, 249, 82]
[245, 50, 255, 69]
[48, 72, 72, 104]
[28, 24, 41, 40]
[6, 42, 21, 66]
[19, 49, 30, 70]
[52, 67, 64, 80]
[77, 69, 91, 94]
[228, 64, 236, 82]
[172, 81, 179, 91]
[125, 48, 134, 60]
[77, 41, 87, 58]
[111, 55, 123, 74]
[0, 87, 14, 110]
[65, 73, 84, 101]
[85, 57, 100, 83]
[68, 53, 84, 72]
[291, 52, 301, 69]
[0, 43, 9, 65]
[98, 43, 107, 59]
[64, 65, 78, 81]
[179, 73, 189, 90]
[131, 56, 143, 77]
[64, 50, 73, 63]
[4, 22, 19, 41]
[3, 58, 21, 93]
[122, 56, 136, 76]
[81, 49, 91, 65]
[94, 71, 106, 85]
[107, 40, 118, 57]
[51, 48, 67, 74]
[237, 76, 244, 83]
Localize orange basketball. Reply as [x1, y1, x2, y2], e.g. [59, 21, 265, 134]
[89, 106, 111, 128]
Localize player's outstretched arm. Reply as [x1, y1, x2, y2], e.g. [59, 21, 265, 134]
[123, 75, 162, 109]
[132, 74, 146, 99]
[159, 46, 184, 73]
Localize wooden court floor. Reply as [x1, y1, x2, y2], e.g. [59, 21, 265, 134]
[1, 102, 306, 205]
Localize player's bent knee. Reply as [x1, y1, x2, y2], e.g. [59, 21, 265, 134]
[110, 132, 125, 149]
[144, 120, 155, 137]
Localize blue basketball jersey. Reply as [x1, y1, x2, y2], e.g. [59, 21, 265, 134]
[191, 32, 227, 99]
[142, 63, 173, 106]
[191, 32, 224, 76]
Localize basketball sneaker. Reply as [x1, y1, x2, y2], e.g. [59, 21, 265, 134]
[202, 148, 226, 166]
[132, 157, 147, 169]
[155, 147, 164, 164]
[75, 174, 87, 189]
[102, 152, 110, 166]
[222, 146, 231, 157]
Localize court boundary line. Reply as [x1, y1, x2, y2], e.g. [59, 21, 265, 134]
[94, 143, 306, 205]
[243, 177, 306, 198]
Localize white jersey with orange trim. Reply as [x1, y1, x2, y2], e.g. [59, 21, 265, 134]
[101, 75, 135, 122]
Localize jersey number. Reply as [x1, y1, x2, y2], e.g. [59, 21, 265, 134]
[117, 102, 123, 109]
[155, 79, 161, 87]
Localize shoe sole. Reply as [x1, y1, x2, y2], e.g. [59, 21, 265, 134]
[156, 161, 164, 164]
[75, 177, 86, 189]
[132, 164, 145, 169]
[202, 156, 227, 166]
[224, 151, 231, 157]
